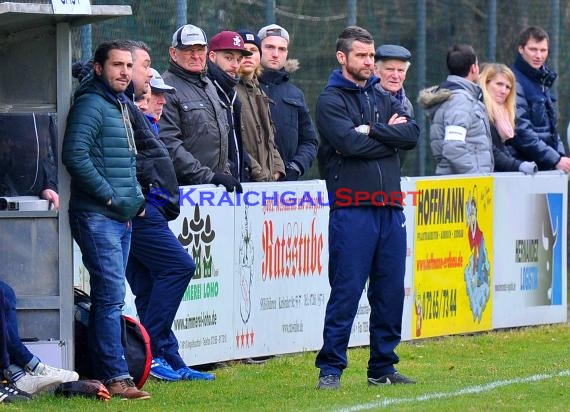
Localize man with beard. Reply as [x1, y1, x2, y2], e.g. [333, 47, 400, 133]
[206, 30, 252, 182]
[315, 26, 419, 390]
[63, 40, 148, 400]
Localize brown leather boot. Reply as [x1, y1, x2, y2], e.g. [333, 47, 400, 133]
[106, 378, 150, 400]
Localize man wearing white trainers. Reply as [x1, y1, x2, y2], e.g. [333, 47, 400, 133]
[0, 286, 31, 403]
[0, 281, 78, 394]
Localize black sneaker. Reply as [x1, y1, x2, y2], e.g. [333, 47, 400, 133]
[0, 379, 32, 403]
[316, 374, 340, 390]
[368, 372, 415, 385]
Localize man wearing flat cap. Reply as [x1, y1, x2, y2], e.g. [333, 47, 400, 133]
[374, 44, 414, 117]
[159, 24, 243, 193]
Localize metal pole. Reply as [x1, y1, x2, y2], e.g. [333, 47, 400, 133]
[416, 0, 426, 176]
[176, 0, 187, 28]
[347, 0, 357, 26]
[487, 0, 496, 61]
[80, 24, 92, 61]
[549, 0, 559, 100]
[265, 0, 275, 24]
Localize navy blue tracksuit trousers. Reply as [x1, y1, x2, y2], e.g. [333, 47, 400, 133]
[126, 203, 195, 370]
[316, 206, 406, 378]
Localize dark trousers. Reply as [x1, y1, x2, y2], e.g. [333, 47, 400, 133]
[315, 206, 406, 378]
[0, 287, 9, 370]
[0, 281, 33, 368]
[126, 203, 195, 370]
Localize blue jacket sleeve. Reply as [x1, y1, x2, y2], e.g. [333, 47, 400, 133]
[290, 92, 318, 174]
[511, 84, 561, 168]
[368, 93, 419, 150]
[316, 90, 397, 159]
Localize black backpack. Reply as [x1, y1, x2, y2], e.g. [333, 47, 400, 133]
[73, 288, 151, 388]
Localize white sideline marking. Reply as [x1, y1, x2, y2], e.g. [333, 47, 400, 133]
[336, 370, 570, 411]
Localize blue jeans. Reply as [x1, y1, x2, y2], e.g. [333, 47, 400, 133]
[69, 211, 132, 383]
[126, 203, 195, 370]
[316, 206, 406, 379]
[0, 281, 36, 369]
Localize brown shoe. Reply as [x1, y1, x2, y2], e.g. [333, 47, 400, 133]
[106, 378, 150, 400]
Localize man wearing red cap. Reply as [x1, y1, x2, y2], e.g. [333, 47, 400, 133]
[206, 31, 252, 182]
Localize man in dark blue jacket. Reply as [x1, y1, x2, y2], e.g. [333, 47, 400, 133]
[315, 26, 418, 390]
[257, 24, 318, 180]
[123, 41, 214, 383]
[62, 40, 148, 400]
[511, 26, 570, 172]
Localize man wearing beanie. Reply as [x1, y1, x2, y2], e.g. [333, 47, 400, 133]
[236, 29, 285, 182]
[206, 30, 252, 182]
[257, 24, 318, 181]
[158, 24, 243, 193]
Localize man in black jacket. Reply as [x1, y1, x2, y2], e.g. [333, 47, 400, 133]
[206, 30, 252, 182]
[123, 40, 214, 383]
[315, 26, 418, 390]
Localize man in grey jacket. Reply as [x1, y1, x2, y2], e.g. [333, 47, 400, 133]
[418, 44, 493, 175]
[159, 24, 242, 192]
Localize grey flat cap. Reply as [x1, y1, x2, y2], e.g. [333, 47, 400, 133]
[375, 44, 411, 62]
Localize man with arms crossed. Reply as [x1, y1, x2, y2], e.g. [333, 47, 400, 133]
[315, 26, 418, 390]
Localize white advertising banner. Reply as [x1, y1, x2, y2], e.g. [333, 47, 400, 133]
[232, 181, 329, 359]
[71, 174, 567, 366]
[51, 0, 91, 14]
[492, 173, 567, 328]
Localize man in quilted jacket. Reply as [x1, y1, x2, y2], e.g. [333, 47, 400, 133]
[62, 40, 148, 400]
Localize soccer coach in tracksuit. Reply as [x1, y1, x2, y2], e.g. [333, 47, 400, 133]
[315, 26, 419, 390]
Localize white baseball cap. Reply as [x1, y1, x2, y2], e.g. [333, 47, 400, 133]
[172, 24, 208, 48]
[150, 68, 176, 94]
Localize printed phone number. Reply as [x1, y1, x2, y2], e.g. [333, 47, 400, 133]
[418, 288, 457, 320]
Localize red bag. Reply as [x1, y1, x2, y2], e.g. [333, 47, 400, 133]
[121, 314, 152, 389]
[74, 289, 151, 389]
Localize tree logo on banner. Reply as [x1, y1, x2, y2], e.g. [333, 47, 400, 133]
[178, 204, 216, 280]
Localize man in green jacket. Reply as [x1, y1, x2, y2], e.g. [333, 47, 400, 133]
[62, 40, 148, 400]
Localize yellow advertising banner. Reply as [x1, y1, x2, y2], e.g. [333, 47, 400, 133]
[413, 177, 493, 338]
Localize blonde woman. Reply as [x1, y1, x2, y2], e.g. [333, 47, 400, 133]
[479, 63, 537, 173]
[236, 30, 285, 182]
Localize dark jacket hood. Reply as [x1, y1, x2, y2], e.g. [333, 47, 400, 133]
[325, 69, 379, 91]
[206, 59, 238, 94]
[513, 53, 557, 88]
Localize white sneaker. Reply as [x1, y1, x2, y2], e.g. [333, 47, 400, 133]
[31, 363, 79, 383]
[13, 372, 61, 394]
